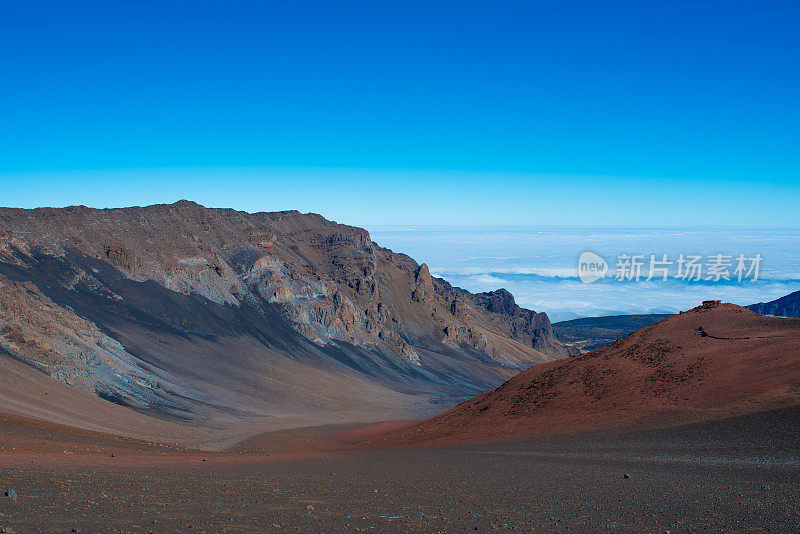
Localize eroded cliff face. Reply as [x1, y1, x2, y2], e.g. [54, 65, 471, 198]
[0, 201, 572, 421]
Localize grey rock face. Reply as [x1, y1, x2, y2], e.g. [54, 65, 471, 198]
[0, 201, 574, 416]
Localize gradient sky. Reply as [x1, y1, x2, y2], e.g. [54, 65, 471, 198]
[1, 1, 798, 225]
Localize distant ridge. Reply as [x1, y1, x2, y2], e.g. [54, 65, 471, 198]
[552, 313, 672, 353]
[748, 290, 800, 318]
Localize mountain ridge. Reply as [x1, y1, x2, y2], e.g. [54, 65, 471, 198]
[0, 200, 573, 443]
[748, 289, 800, 318]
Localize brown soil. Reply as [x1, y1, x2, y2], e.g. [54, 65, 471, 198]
[377, 303, 800, 446]
[1, 407, 799, 533]
[1, 302, 799, 531]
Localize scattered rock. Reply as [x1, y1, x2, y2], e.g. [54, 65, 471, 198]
[623, 473, 631, 479]
[305, 505, 315, 511]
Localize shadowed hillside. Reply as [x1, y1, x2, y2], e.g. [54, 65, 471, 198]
[0, 201, 572, 446]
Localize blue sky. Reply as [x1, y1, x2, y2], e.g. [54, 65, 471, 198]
[1, 1, 798, 225]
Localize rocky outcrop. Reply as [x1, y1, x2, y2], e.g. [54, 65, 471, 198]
[104, 244, 141, 272]
[473, 288, 518, 315]
[411, 263, 434, 303]
[0, 201, 572, 417]
[467, 289, 579, 358]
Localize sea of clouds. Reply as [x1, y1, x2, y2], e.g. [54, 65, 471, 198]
[367, 226, 800, 322]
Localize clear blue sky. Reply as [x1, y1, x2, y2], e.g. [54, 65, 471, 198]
[1, 1, 798, 225]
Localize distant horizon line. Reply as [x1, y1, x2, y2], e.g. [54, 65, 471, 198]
[1, 201, 799, 229]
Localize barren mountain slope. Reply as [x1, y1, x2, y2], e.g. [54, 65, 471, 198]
[381, 301, 800, 445]
[0, 201, 570, 439]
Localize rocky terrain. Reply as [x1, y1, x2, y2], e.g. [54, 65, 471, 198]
[749, 289, 800, 318]
[381, 301, 800, 445]
[2, 405, 798, 533]
[552, 313, 672, 353]
[0, 201, 571, 443]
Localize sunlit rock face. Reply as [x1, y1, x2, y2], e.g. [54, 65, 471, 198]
[0, 201, 572, 417]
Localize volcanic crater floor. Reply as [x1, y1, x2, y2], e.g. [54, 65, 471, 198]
[1, 407, 799, 533]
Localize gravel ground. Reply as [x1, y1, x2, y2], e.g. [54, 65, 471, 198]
[1, 409, 799, 533]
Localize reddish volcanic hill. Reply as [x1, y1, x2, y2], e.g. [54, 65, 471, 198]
[381, 302, 800, 446]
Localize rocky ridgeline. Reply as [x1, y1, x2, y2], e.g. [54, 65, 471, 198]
[747, 290, 800, 319]
[0, 201, 572, 410]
